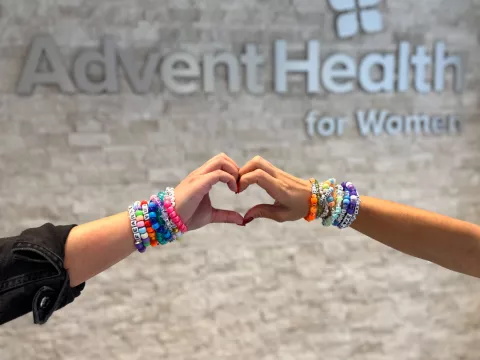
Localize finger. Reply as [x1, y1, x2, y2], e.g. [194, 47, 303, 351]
[204, 153, 239, 172]
[195, 153, 239, 177]
[237, 169, 281, 199]
[200, 170, 238, 193]
[243, 204, 290, 223]
[197, 154, 239, 179]
[211, 208, 244, 225]
[239, 156, 277, 178]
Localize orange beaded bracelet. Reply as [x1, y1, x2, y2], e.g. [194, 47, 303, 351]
[304, 178, 319, 222]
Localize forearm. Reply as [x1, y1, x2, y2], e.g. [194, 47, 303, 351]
[351, 196, 480, 277]
[64, 212, 135, 287]
[62, 154, 243, 288]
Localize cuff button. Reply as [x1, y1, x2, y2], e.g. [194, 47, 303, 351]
[40, 296, 51, 309]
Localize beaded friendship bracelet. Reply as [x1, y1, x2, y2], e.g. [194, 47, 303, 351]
[128, 205, 146, 253]
[158, 190, 176, 242]
[338, 182, 360, 229]
[305, 178, 361, 230]
[128, 188, 188, 253]
[305, 178, 320, 222]
[165, 187, 188, 234]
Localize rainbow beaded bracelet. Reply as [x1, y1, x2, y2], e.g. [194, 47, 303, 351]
[305, 178, 361, 230]
[128, 188, 188, 253]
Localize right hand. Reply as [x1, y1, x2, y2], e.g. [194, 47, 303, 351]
[237, 156, 312, 224]
[174, 153, 244, 231]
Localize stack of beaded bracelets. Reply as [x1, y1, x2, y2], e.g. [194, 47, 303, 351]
[128, 187, 188, 253]
[304, 178, 360, 229]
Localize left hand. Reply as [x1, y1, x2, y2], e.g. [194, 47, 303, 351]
[174, 153, 244, 231]
[237, 156, 312, 224]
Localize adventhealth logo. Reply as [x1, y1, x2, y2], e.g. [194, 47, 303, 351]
[16, 1, 463, 97]
[329, 0, 384, 38]
[303, 1, 463, 138]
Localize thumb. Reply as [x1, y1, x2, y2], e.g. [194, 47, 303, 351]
[211, 208, 244, 225]
[244, 204, 290, 223]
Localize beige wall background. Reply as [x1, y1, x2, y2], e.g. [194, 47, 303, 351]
[1, 0, 480, 359]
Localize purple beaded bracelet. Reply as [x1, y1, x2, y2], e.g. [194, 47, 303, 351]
[338, 182, 360, 229]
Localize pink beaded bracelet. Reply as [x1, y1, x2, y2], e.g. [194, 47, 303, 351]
[165, 187, 188, 234]
[128, 188, 188, 253]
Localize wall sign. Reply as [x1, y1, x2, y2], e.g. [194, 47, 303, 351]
[15, 0, 465, 137]
[16, 37, 464, 97]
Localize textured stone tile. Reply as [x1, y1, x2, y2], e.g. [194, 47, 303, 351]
[68, 133, 111, 147]
[1, 0, 480, 359]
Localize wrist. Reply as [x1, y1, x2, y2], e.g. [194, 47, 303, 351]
[127, 188, 188, 254]
[303, 178, 318, 221]
[302, 178, 361, 229]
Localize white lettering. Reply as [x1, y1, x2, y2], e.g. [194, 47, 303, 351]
[161, 52, 200, 94]
[16, 38, 465, 97]
[397, 42, 410, 92]
[385, 114, 403, 135]
[337, 117, 347, 136]
[118, 49, 161, 94]
[241, 44, 265, 94]
[304, 112, 348, 137]
[411, 45, 432, 94]
[355, 111, 460, 136]
[274, 40, 320, 93]
[322, 54, 356, 93]
[359, 54, 395, 93]
[448, 115, 461, 134]
[203, 52, 241, 93]
[305, 111, 318, 138]
[405, 114, 430, 134]
[317, 116, 336, 136]
[17, 34, 75, 95]
[434, 42, 463, 93]
[356, 110, 389, 136]
[73, 36, 119, 94]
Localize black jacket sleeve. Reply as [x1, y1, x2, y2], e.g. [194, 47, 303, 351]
[0, 223, 85, 325]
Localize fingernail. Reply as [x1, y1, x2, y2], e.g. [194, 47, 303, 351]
[236, 184, 240, 194]
[243, 217, 254, 226]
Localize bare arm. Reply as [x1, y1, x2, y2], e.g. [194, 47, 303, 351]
[65, 153, 243, 287]
[1, 154, 243, 325]
[237, 156, 480, 278]
[64, 212, 134, 287]
[351, 196, 480, 277]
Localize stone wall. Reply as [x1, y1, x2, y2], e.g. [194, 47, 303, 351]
[1, 1, 480, 359]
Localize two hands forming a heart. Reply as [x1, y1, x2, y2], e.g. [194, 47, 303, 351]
[174, 153, 313, 231]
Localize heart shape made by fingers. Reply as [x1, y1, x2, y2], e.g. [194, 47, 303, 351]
[172, 154, 311, 230]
